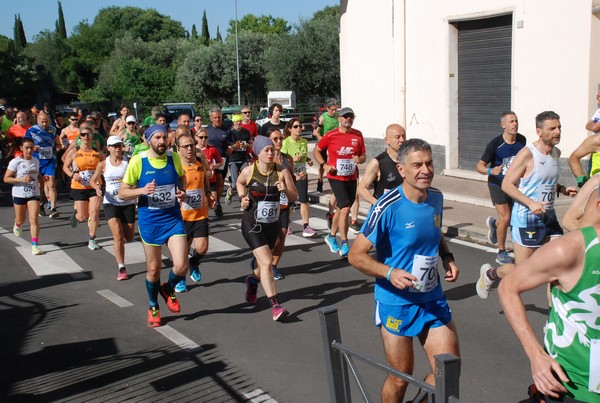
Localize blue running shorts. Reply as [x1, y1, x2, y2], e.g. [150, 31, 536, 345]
[375, 297, 452, 337]
[139, 218, 186, 246]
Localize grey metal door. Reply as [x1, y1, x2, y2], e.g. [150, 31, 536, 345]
[457, 14, 512, 170]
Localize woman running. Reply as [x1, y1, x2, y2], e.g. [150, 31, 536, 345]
[90, 136, 136, 280]
[237, 135, 297, 321]
[4, 137, 44, 255]
[63, 123, 105, 250]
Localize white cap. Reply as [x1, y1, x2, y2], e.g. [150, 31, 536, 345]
[126, 115, 137, 123]
[107, 136, 123, 146]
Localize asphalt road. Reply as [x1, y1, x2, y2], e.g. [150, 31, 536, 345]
[0, 188, 549, 402]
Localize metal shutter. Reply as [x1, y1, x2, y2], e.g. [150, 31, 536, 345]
[457, 14, 512, 170]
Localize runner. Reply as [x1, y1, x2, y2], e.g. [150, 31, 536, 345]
[237, 136, 297, 321]
[90, 136, 136, 280]
[62, 123, 105, 250]
[119, 124, 189, 328]
[174, 134, 216, 292]
[268, 128, 294, 280]
[4, 137, 44, 255]
[281, 117, 317, 238]
[196, 127, 224, 205]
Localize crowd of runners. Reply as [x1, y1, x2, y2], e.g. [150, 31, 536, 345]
[1, 99, 598, 402]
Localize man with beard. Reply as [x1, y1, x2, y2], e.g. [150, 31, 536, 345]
[477, 111, 578, 299]
[119, 124, 189, 328]
[25, 112, 61, 218]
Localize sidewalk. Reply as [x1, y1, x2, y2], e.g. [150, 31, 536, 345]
[304, 146, 575, 246]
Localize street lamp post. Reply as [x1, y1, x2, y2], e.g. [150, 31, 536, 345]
[235, 0, 241, 105]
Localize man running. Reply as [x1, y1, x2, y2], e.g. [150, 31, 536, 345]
[119, 124, 189, 328]
[476, 111, 526, 264]
[349, 138, 460, 402]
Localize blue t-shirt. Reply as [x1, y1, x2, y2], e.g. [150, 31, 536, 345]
[362, 185, 444, 306]
[480, 133, 527, 187]
[25, 124, 58, 161]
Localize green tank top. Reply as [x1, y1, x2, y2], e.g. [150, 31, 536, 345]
[322, 112, 339, 135]
[544, 226, 600, 402]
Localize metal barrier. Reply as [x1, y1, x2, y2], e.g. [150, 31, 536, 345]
[319, 306, 460, 403]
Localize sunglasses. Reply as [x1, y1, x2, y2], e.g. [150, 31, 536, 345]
[179, 144, 195, 149]
[342, 114, 355, 119]
[292, 125, 302, 129]
[110, 143, 123, 147]
[69, 118, 78, 122]
[195, 119, 202, 122]
[197, 136, 208, 139]
[271, 137, 283, 141]
[127, 121, 136, 125]
[80, 132, 91, 137]
[242, 111, 251, 114]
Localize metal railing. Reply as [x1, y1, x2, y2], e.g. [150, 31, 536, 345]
[319, 306, 460, 403]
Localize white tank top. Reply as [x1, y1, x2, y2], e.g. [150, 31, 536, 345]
[511, 144, 559, 228]
[8, 156, 40, 198]
[103, 158, 135, 206]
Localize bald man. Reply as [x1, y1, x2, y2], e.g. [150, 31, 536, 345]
[357, 124, 406, 205]
[6, 111, 31, 157]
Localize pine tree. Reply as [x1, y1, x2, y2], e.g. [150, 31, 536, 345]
[200, 10, 210, 46]
[191, 24, 198, 40]
[57, 1, 67, 39]
[215, 26, 222, 42]
[13, 14, 27, 50]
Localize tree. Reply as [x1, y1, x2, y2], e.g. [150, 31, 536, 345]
[0, 34, 39, 106]
[56, 1, 67, 39]
[191, 24, 198, 40]
[265, 6, 340, 99]
[25, 29, 72, 92]
[13, 14, 27, 51]
[200, 10, 210, 46]
[215, 26, 222, 42]
[227, 14, 290, 36]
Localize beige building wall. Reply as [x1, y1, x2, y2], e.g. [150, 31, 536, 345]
[340, 0, 600, 180]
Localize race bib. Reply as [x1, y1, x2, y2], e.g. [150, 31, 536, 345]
[280, 191, 288, 207]
[409, 254, 438, 293]
[336, 158, 355, 176]
[293, 162, 306, 176]
[182, 188, 203, 210]
[79, 170, 94, 187]
[21, 181, 38, 198]
[38, 146, 53, 160]
[148, 184, 176, 210]
[105, 179, 124, 202]
[536, 183, 556, 209]
[256, 200, 280, 223]
[501, 156, 516, 176]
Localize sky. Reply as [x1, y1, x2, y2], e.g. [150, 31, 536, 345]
[1, 0, 339, 42]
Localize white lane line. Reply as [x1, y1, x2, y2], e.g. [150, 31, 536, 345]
[154, 325, 202, 352]
[208, 236, 243, 252]
[16, 243, 83, 276]
[97, 240, 167, 264]
[97, 289, 134, 307]
[243, 388, 278, 403]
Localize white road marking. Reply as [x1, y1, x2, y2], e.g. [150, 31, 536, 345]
[208, 236, 242, 252]
[154, 325, 202, 352]
[97, 289, 134, 307]
[243, 388, 278, 403]
[97, 240, 166, 264]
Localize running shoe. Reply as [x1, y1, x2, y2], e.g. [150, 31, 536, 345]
[31, 245, 43, 255]
[476, 263, 493, 300]
[302, 225, 317, 238]
[287, 225, 293, 235]
[339, 243, 350, 258]
[117, 267, 128, 281]
[316, 180, 323, 193]
[245, 275, 258, 305]
[215, 204, 224, 217]
[190, 268, 202, 282]
[325, 234, 341, 254]
[273, 266, 285, 280]
[69, 211, 78, 228]
[148, 307, 161, 328]
[159, 283, 181, 313]
[495, 250, 512, 265]
[174, 279, 188, 293]
[225, 187, 233, 205]
[349, 221, 361, 234]
[272, 305, 289, 322]
[46, 200, 51, 210]
[486, 216, 497, 245]
[49, 208, 60, 219]
[326, 212, 333, 231]
[88, 239, 100, 250]
[39, 204, 46, 217]
[13, 224, 21, 237]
